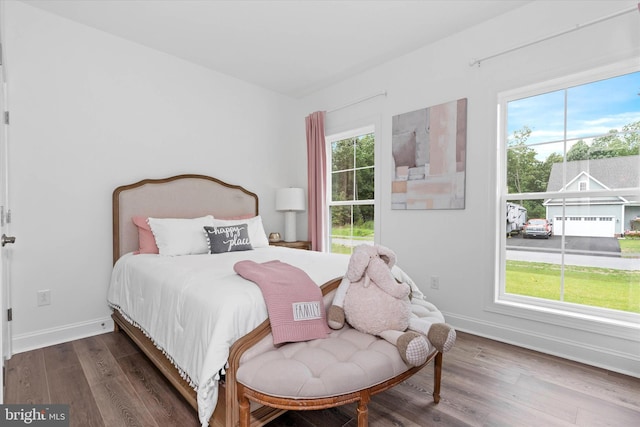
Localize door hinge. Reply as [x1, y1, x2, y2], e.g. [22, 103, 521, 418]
[3, 111, 8, 125]
[7, 308, 12, 322]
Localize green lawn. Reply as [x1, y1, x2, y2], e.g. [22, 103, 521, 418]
[331, 225, 374, 254]
[506, 260, 640, 313]
[619, 238, 640, 258]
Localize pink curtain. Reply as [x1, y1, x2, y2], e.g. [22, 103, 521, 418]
[305, 111, 327, 252]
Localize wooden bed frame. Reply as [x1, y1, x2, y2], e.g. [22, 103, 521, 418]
[112, 174, 284, 427]
[111, 174, 442, 427]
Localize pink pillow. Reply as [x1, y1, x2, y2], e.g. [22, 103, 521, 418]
[132, 216, 159, 254]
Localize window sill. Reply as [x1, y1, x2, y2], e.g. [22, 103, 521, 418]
[485, 297, 640, 342]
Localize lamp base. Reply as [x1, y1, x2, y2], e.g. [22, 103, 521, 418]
[283, 211, 297, 242]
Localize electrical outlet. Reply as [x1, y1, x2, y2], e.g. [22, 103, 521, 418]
[430, 276, 440, 290]
[37, 290, 51, 306]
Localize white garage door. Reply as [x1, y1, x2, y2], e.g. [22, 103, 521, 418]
[553, 216, 615, 237]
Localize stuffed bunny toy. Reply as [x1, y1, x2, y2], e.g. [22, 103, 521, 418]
[328, 244, 456, 366]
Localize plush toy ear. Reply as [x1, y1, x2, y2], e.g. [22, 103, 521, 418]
[346, 245, 371, 282]
[376, 245, 397, 269]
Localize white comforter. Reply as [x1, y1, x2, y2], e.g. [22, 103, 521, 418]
[107, 246, 350, 426]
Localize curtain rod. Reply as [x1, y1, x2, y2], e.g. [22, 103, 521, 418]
[469, 4, 639, 67]
[327, 91, 387, 113]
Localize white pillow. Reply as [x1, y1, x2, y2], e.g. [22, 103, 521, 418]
[148, 215, 215, 256]
[210, 215, 269, 248]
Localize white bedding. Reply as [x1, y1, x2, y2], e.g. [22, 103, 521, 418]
[107, 246, 350, 426]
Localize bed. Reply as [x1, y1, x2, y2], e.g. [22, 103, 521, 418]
[109, 174, 445, 427]
[110, 174, 358, 426]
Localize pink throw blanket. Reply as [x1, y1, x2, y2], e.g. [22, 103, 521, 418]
[234, 260, 329, 345]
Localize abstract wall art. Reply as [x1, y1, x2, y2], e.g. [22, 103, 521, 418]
[391, 98, 467, 210]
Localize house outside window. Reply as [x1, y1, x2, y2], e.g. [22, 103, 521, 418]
[326, 126, 375, 254]
[499, 63, 640, 323]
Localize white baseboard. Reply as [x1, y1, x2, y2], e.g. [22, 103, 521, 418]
[10, 313, 639, 379]
[10, 316, 114, 356]
[445, 312, 640, 379]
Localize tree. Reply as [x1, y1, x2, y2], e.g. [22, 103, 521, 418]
[507, 127, 561, 218]
[507, 126, 542, 194]
[566, 140, 590, 161]
[566, 120, 640, 160]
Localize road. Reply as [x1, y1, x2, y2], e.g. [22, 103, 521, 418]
[506, 235, 639, 270]
[333, 236, 639, 271]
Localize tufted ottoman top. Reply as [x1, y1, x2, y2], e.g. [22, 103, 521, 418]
[236, 325, 435, 399]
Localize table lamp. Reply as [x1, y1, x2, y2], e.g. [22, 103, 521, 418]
[275, 188, 305, 242]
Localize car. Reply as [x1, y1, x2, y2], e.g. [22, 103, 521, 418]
[522, 218, 553, 239]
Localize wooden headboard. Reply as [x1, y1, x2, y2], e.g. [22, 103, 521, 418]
[112, 174, 259, 264]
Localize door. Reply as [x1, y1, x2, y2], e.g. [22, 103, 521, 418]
[0, 3, 14, 402]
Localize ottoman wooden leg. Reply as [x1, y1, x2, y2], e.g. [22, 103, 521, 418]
[433, 352, 442, 403]
[357, 391, 370, 427]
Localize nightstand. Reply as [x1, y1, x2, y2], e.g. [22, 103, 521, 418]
[269, 240, 312, 250]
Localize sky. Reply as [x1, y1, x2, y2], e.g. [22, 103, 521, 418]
[507, 70, 640, 155]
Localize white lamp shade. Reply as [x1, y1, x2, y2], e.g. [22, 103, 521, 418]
[275, 188, 305, 212]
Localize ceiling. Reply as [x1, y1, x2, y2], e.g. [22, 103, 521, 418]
[21, 0, 531, 97]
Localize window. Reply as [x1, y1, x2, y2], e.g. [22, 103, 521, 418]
[499, 64, 640, 323]
[327, 126, 375, 254]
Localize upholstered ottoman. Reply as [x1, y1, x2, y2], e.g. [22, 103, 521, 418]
[235, 283, 446, 427]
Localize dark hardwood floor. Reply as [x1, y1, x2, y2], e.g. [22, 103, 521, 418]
[5, 331, 639, 426]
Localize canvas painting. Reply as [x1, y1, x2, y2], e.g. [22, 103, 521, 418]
[391, 98, 467, 210]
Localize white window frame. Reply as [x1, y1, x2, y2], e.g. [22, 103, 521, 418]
[491, 59, 640, 341]
[325, 124, 377, 252]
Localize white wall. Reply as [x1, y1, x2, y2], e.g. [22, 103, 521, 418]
[4, 0, 639, 377]
[298, 0, 640, 376]
[3, 1, 298, 351]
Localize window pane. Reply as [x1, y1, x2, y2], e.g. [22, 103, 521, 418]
[566, 71, 640, 140]
[331, 170, 354, 201]
[355, 133, 374, 168]
[507, 140, 563, 194]
[507, 90, 565, 146]
[558, 193, 640, 313]
[506, 196, 564, 303]
[329, 205, 352, 254]
[356, 167, 374, 200]
[549, 155, 639, 193]
[353, 205, 374, 242]
[332, 138, 354, 171]
[505, 196, 640, 313]
[328, 204, 374, 254]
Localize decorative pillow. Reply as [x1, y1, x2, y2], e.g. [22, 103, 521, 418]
[147, 215, 215, 256]
[210, 215, 269, 248]
[204, 224, 253, 253]
[132, 216, 159, 254]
